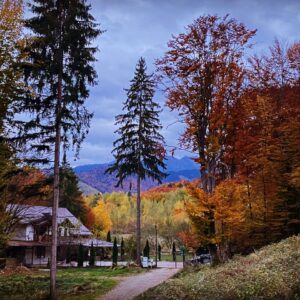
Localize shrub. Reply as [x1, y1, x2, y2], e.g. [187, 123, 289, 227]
[112, 237, 118, 266]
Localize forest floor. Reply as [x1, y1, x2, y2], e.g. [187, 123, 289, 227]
[137, 236, 300, 300]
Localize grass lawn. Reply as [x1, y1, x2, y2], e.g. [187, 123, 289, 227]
[160, 254, 193, 262]
[0, 266, 145, 300]
[138, 236, 300, 300]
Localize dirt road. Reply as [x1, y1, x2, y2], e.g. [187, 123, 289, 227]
[99, 266, 181, 300]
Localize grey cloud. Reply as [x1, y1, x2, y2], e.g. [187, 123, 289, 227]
[69, 0, 299, 165]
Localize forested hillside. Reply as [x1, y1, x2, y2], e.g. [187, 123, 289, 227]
[74, 156, 200, 193]
[83, 181, 191, 251]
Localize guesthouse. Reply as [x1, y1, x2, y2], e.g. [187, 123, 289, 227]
[6, 205, 113, 266]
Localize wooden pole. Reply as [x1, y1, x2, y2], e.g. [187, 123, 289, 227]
[136, 174, 141, 266]
[50, 1, 63, 298]
[155, 225, 158, 268]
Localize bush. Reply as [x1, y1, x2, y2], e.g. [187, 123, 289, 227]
[124, 235, 137, 261]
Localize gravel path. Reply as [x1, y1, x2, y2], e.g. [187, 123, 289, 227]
[99, 266, 182, 300]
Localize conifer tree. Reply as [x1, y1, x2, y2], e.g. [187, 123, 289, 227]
[16, 1, 102, 298]
[158, 244, 161, 261]
[172, 242, 176, 262]
[107, 231, 112, 243]
[77, 243, 84, 267]
[112, 237, 118, 267]
[121, 237, 125, 260]
[89, 242, 95, 267]
[106, 57, 167, 265]
[59, 155, 87, 223]
[143, 239, 150, 259]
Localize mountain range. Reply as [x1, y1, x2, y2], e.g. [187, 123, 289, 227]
[74, 156, 200, 194]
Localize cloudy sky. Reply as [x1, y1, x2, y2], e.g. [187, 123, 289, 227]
[67, 0, 300, 166]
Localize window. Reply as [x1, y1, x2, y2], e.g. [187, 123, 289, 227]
[64, 227, 69, 236]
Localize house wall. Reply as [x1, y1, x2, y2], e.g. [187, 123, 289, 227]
[25, 225, 34, 240]
[12, 225, 26, 240]
[12, 224, 34, 241]
[24, 247, 33, 264]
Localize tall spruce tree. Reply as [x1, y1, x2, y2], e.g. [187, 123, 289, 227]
[16, 1, 102, 298]
[106, 57, 167, 265]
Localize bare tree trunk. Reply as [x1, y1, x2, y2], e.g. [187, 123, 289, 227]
[204, 159, 219, 265]
[51, 2, 63, 297]
[136, 174, 141, 266]
[262, 168, 268, 242]
[50, 101, 61, 299]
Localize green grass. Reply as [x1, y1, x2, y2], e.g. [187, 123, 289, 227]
[160, 254, 192, 262]
[159, 254, 174, 262]
[138, 236, 300, 300]
[0, 266, 145, 300]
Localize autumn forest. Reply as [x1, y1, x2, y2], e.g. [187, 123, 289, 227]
[0, 0, 299, 292]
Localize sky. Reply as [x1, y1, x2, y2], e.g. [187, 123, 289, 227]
[65, 0, 300, 166]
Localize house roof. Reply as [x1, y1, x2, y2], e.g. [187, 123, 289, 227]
[8, 204, 91, 236]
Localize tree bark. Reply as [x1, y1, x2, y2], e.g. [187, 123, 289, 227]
[50, 98, 61, 299]
[136, 173, 141, 265]
[51, 2, 63, 298]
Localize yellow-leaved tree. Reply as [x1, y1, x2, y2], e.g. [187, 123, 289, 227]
[186, 179, 249, 261]
[92, 201, 112, 239]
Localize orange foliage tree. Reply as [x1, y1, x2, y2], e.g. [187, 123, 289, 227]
[157, 15, 256, 193]
[157, 14, 256, 261]
[158, 15, 299, 259]
[232, 41, 300, 243]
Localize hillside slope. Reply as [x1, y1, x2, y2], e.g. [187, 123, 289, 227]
[78, 180, 100, 195]
[139, 236, 300, 300]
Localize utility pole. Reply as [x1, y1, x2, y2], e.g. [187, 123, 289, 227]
[51, 1, 63, 298]
[155, 224, 158, 268]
